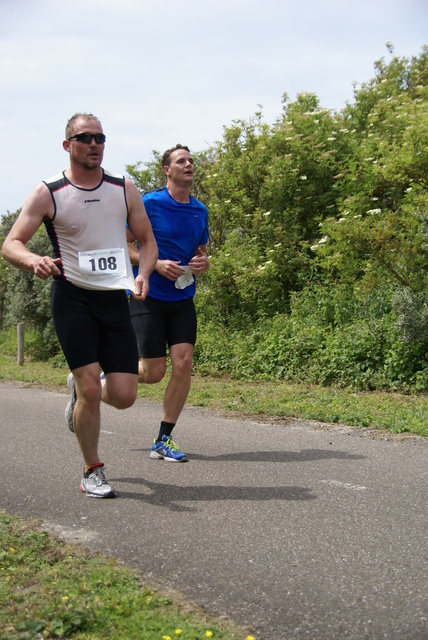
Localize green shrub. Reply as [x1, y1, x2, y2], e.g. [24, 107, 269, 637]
[194, 281, 428, 392]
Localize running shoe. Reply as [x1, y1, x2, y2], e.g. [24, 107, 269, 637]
[149, 435, 188, 462]
[65, 373, 76, 433]
[80, 465, 116, 498]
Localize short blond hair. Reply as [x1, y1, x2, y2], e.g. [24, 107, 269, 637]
[65, 112, 102, 139]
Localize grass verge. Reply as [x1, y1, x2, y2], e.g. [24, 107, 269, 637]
[0, 512, 252, 640]
[0, 353, 426, 437]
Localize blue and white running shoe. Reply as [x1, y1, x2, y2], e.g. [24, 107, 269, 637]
[149, 435, 188, 462]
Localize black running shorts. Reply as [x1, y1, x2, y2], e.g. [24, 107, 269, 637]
[51, 279, 138, 373]
[129, 295, 197, 359]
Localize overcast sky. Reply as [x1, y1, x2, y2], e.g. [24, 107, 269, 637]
[1, 0, 427, 215]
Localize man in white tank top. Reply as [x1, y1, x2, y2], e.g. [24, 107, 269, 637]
[2, 112, 158, 498]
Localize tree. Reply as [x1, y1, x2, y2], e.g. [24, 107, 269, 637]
[314, 47, 428, 294]
[2, 216, 60, 359]
[0, 211, 20, 328]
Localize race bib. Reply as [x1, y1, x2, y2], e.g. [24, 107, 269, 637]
[78, 248, 127, 279]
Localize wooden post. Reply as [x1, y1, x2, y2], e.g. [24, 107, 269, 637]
[17, 322, 24, 366]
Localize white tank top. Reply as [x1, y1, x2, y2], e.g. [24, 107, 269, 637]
[44, 169, 135, 292]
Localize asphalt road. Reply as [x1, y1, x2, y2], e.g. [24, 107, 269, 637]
[1, 380, 427, 639]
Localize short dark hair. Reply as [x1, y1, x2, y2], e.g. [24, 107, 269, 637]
[161, 144, 190, 168]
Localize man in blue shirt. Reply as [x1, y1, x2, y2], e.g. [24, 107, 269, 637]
[127, 144, 210, 461]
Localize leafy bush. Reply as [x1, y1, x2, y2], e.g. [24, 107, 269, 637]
[195, 281, 428, 391]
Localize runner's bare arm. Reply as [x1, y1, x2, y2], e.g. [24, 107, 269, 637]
[126, 227, 140, 266]
[125, 179, 158, 299]
[189, 245, 210, 274]
[1, 183, 61, 280]
[127, 226, 184, 281]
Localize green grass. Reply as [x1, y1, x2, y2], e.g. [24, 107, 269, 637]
[185, 376, 428, 437]
[0, 353, 426, 437]
[0, 512, 252, 640]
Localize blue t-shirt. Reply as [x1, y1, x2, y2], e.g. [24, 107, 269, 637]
[138, 187, 209, 302]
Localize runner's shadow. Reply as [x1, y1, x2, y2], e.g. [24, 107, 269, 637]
[189, 448, 365, 462]
[110, 477, 316, 512]
[132, 448, 365, 463]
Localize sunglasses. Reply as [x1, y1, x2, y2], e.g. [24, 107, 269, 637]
[68, 132, 106, 144]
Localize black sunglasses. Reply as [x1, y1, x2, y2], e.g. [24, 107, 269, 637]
[68, 132, 106, 144]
